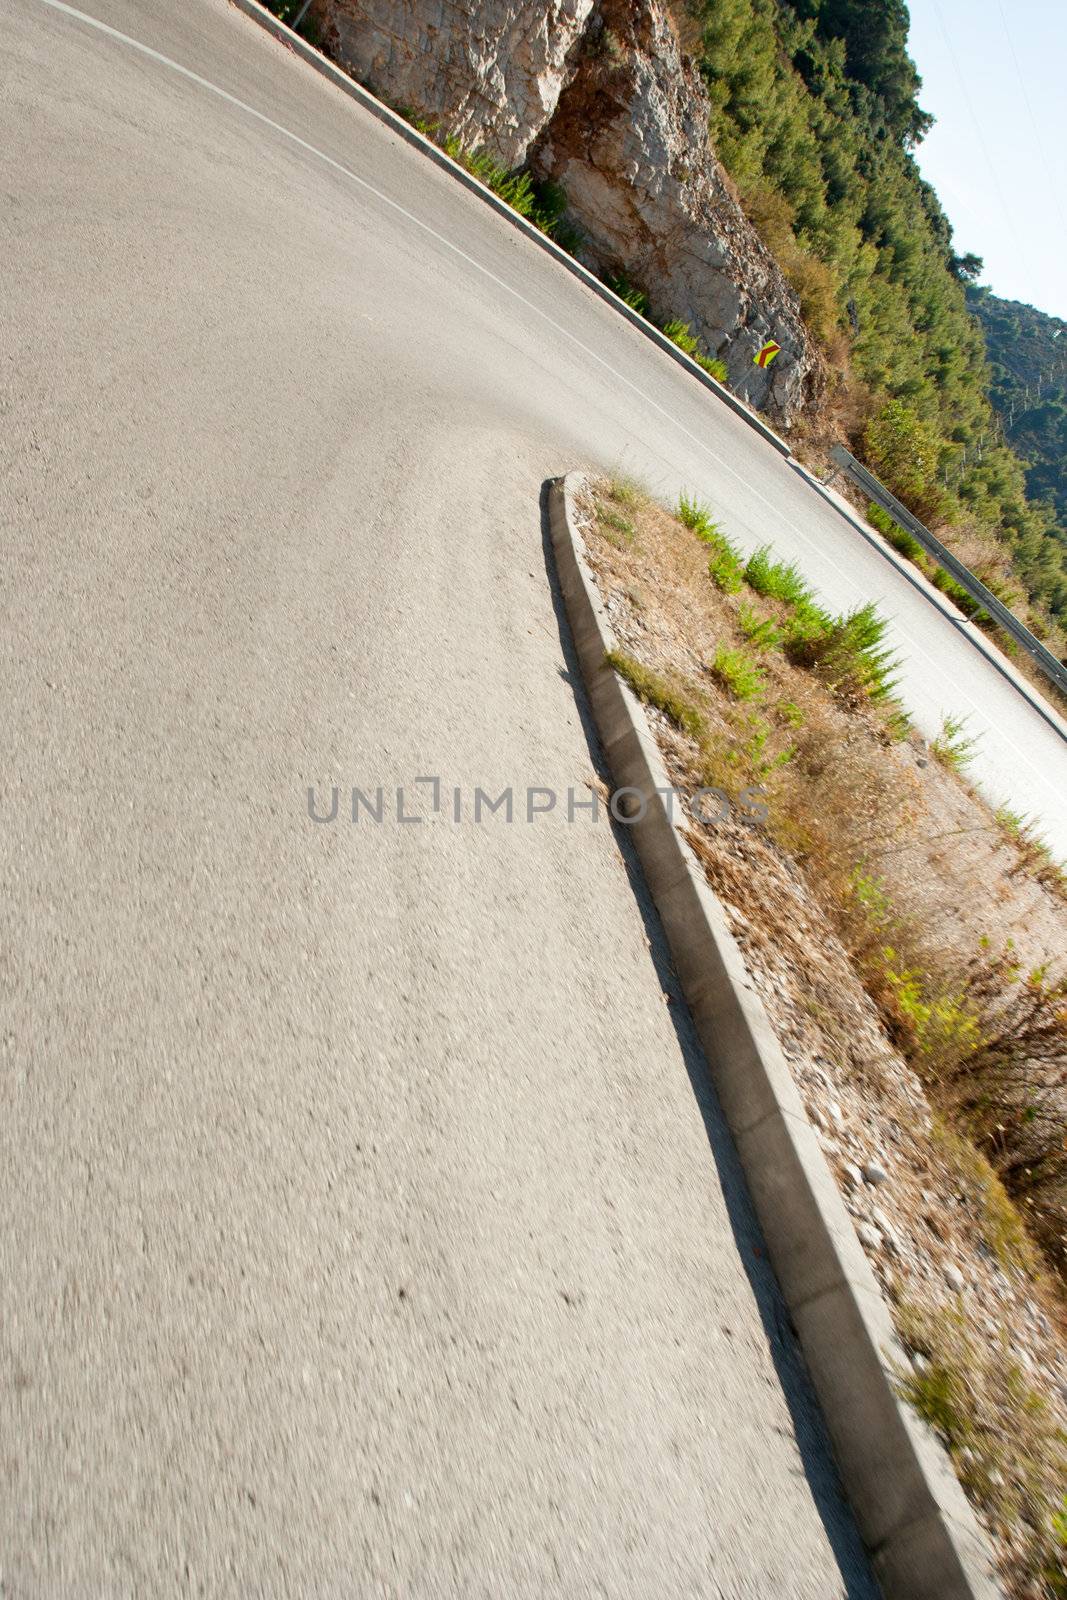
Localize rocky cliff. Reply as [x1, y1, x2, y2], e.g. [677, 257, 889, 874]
[311, 0, 824, 418]
[314, 0, 594, 166]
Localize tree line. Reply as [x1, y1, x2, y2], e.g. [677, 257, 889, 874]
[688, 0, 1067, 629]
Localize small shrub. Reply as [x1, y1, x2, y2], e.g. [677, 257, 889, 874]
[698, 714, 793, 789]
[849, 866, 893, 929]
[782, 598, 834, 648]
[676, 496, 745, 588]
[787, 601, 900, 703]
[604, 650, 705, 739]
[931, 566, 991, 625]
[526, 177, 572, 239]
[661, 321, 728, 382]
[677, 493, 720, 541]
[932, 713, 979, 772]
[937, 954, 1067, 1263]
[744, 546, 818, 609]
[741, 714, 795, 775]
[421, 135, 577, 244]
[866, 935, 1067, 1275]
[709, 547, 745, 593]
[710, 645, 767, 702]
[885, 704, 914, 741]
[868, 502, 928, 566]
[738, 603, 784, 652]
[930, 1120, 1040, 1277]
[882, 951, 982, 1061]
[995, 808, 1067, 895]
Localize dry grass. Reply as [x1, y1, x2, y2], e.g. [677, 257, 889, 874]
[894, 1296, 1067, 1597]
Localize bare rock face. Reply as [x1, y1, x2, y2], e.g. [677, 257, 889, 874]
[529, 0, 823, 417]
[310, 0, 824, 418]
[312, 0, 594, 167]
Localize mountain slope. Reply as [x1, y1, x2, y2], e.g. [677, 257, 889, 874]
[969, 287, 1067, 528]
[690, 0, 1067, 628]
[293, 0, 1067, 633]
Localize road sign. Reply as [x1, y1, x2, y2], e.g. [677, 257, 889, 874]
[754, 339, 781, 369]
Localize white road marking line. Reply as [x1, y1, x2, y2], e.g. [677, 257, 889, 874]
[29, 0, 1067, 813]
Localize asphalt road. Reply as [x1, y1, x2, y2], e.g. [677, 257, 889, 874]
[1, 0, 1059, 1593]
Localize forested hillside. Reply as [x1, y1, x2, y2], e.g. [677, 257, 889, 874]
[686, 0, 1067, 630]
[969, 288, 1067, 528]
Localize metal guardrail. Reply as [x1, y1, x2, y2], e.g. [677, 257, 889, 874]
[826, 444, 1067, 702]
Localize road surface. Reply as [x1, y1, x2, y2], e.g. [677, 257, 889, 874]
[1, 0, 1057, 1593]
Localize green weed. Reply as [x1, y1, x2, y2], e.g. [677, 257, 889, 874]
[609, 275, 651, 316]
[606, 476, 645, 510]
[996, 805, 1026, 837]
[932, 713, 979, 772]
[787, 601, 900, 703]
[931, 566, 992, 626]
[696, 353, 729, 382]
[596, 505, 636, 548]
[708, 547, 746, 593]
[886, 704, 914, 740]
[661, 318, 701, 357]
[868, 502, 928, 566]
[604, 650, 705, 739]
[414, 130, 575, 242]
[677, 493, 719, 540]
[710, 646, 767, 702]
[738, 603, 784, 652]
[741, 714, 795, 775]
[661, 321, 729, 382]
[676, 496, 745, 590]
[894, 1298, 1067, 1593]
[744, 546, 819, 610]
[776, 698, 805, 727]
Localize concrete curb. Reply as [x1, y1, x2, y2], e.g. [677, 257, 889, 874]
[549, 472, 1004, 1600]
[226, 0, 792, 457]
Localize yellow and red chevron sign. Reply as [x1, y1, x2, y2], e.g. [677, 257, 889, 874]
[754, 338, 781, 369]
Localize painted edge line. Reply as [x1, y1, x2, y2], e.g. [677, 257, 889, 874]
[548, 471, 1004, 1600]
[225, 0, 792, 459]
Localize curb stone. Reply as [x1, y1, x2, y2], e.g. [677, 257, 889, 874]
[549, 472, 1004, 1600]
[226, 0, 792, 457]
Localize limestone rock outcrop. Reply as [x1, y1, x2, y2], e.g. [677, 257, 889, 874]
[530, 0, 823, 415]
[310, 0, 824, 418]
[314, 0, 594, 167]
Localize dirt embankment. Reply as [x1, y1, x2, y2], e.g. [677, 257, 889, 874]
[579, 474, 1067, 1600]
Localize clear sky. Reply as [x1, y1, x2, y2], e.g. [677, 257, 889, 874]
[905, 0, 1067, 320]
